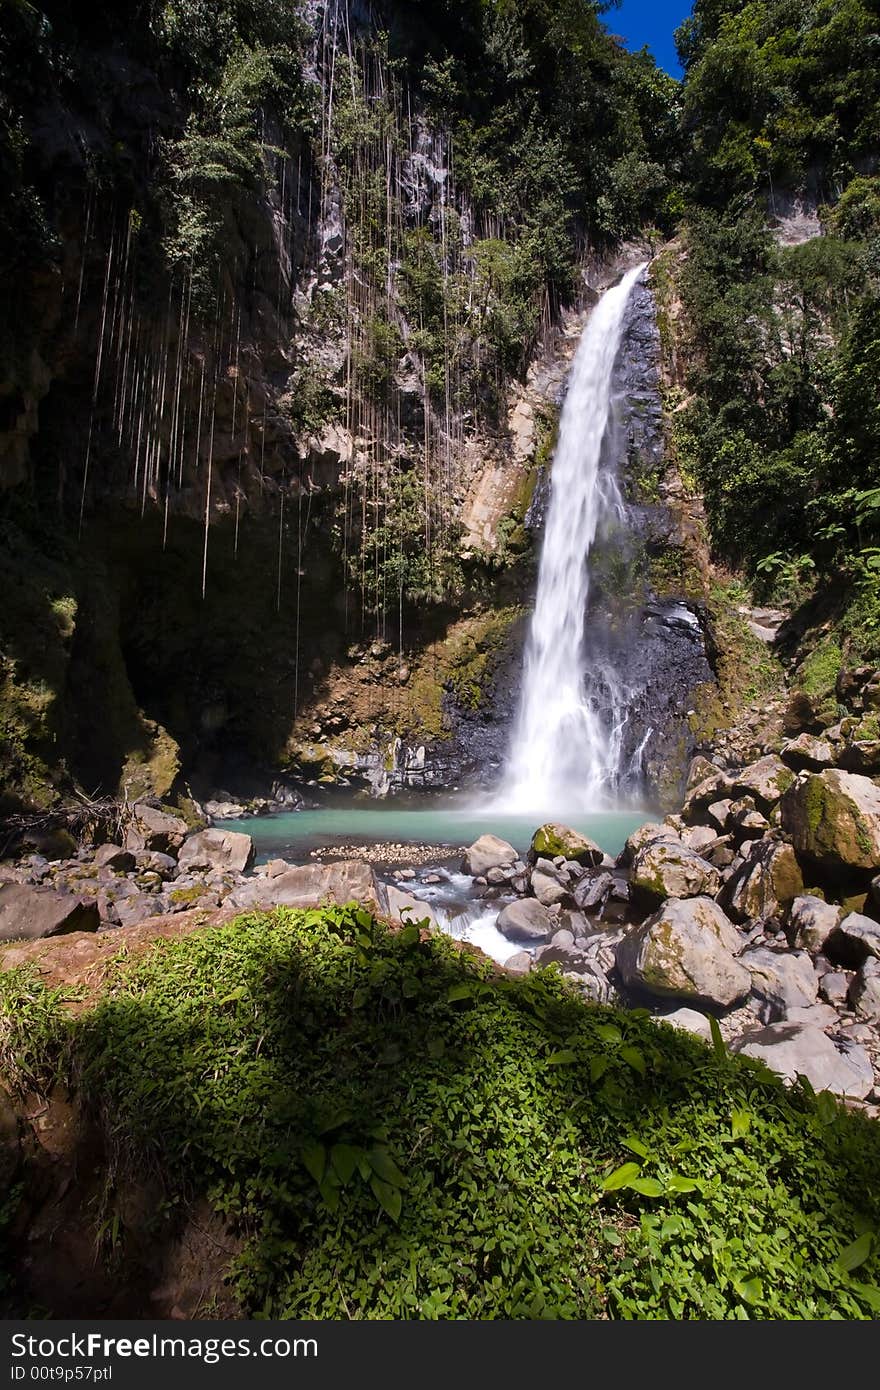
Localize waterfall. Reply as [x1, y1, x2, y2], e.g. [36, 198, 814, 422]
[498, 263, 648, 814]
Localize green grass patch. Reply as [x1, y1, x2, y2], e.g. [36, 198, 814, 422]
[1, 909, 879, 1319]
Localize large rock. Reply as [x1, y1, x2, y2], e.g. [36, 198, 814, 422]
[731, 1023, 873, 1099]
[731, 755, 794, 808]
[530, 858, 569, 907]
[573, 871, 614, 912]
[780, 769, 880, 871]
[849, 960, 880, 1021]
[789, 895, 841, 953]
[615, 897, 750, 1008]
[741, 946, 818, 1022]
[462, 835, 518, 877]
[0, 884, 100, 942]
[630, 840, 720, 907]
[93, 844, 136, 872]
[616, 822, 673, 867]
[654, 1008, 713, 1041]
[125, 804, 189, 853]
[227, 861, 384, 913]
[178, 828, 255, 875]
[496, 898, 554, 943]
[528, 824, 603, 867]
[781, 734, 834, 770]
[824, 912, 880, 968]
[383, 886, 438, 929]
[719, 839, 803, 923]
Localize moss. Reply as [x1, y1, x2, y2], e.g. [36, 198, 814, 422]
[688, 581, 786, 745]
[169, 885, 210, 907]
[395, 606, 523, 741]
[799, 639, 843, 699]
[647, 546, 703, 604]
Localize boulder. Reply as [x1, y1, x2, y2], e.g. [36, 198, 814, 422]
[125, 804, 189, 854]
[681, 824, 719, 855]
[616, 821, 673, 867]
[383, 886, 438, 929]
[0, 884, 100, 943]
[741, 946, 818, 1022]
[849, 960, 880, 1022]
[781, 734, 834, 770]
[682, 770, 734, 820]
[615, 896, 750, 1009]
[780, 769, 880, 872]
[178, 829, 254, 875]
[529, 824, 603, 867]
[93, 844, 136, 872]
[728, 799, 769, 840]
[720, 840, 803, 924]
[654, 1008, 713, 1042]
[630, 840, 720, 907]
[819, 970, 851, 1007]
[707, 799, 732, 832]
[824, 912, 880, 968]
[227, 861, 384, 913]
[462, 834, 518, 877]
[731, 755, 795, 808]
[731, 1023, 873, 1099]
[496, 898, 554, 943]
[573, 871, 614, 912]
[116, 893, 168, 928]
[135, 851, 178, 877]
[789, 895, 841, 953]
[531, 859, 569, 907]
[503, 951, 532, 977]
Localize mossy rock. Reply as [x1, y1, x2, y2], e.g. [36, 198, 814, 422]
[781, 769, 880, 872]
[529, 823, 603, 866]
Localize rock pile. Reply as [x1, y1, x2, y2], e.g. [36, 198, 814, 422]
[457, 781, 880, 1103]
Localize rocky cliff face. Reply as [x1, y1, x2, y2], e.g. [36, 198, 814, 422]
[0, 5, 712, 814]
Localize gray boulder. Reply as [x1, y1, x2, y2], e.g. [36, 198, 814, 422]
[125, 804, 189, 853]
[573, 871, 614, 912]
[720, 839, 804, 924]
[0, 883, 100, 942]
[462, 834, 518, 877]
[789, 895, 841, 953]
[707, 799, 733, 832]
[503, 951, 532, 977]
[780, 768, 880, 871]
[228, 861, 384, 913]
[630, 840, 721, 907]
[654, 1008, 713, 1042]
[819, 970, 851, 1007]
[616, 896, 750, 1009]
[178, 829, 254, 875]
[781, 733, 834, 770]
[383, 886, 438, 929]
[496, 898, 554, 943]
[531, 859, 569, 907]
[825, 912, 880, 968]
[849, 959, 880, 1022]
[731, 755, 795, 808]
[731, 1023, 873, 1099]
[741, 946, 819, 1022]
[93, 844, 136, 872]
[616, 822, 672, 867]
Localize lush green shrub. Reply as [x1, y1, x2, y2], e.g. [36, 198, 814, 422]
[3, 907, 879, 1319]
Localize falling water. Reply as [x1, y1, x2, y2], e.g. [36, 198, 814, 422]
[498, 263, 648, 814]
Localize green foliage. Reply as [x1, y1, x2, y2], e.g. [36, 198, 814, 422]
[2, 907, 879, 1318]
[678, 0, 880, 202]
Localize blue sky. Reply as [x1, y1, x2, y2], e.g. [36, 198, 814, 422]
[604, 0, 693, 77]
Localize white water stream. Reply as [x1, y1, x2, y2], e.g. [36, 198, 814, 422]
[498, 263, 648, 815]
